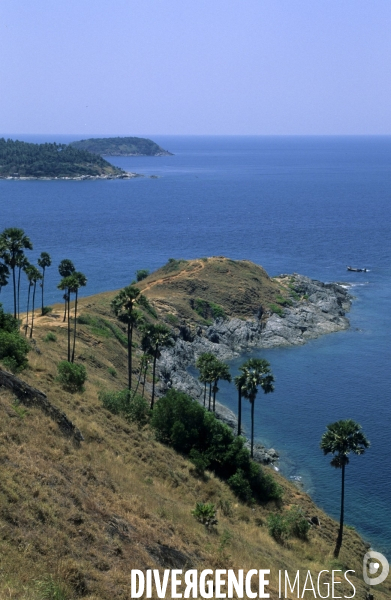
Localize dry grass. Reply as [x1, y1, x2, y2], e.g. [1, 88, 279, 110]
[0, 260, 389, 599]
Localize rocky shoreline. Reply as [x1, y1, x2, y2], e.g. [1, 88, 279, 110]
[0, 172, 140, 181]
[157, 274, 352, 465]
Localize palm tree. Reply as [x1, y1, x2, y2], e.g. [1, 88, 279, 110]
[141, 323, 173, 409]
[0, 261, 9, 294]
[234, 370, 247, 436]
[58, 259, 75, 322]
[38, 252, 52, 315]
[70, 272, 87, 363]
[16, 254, 30, 320]
[320, 419, 370, 558]
[210, 359, 231, 413]
[24, 265, 36, 337]
[111, 285, 151, 390]
[0, 228, 33, 318]
[29, 267, 42, 339]
[196, 352, 216, 408]
[240, 358, 274, 457]
[58, 275, 75, 361]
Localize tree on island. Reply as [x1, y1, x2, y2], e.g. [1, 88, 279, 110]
[320, 419, 370, 558]
[38, 251, 52, 315]
[237, 358, 274, 457]
[0, 228, 33, 319]
[111, 285, 151, 390]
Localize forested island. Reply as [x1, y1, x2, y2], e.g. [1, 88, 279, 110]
[70, 135, 173, 156]
[0, 138, 135, 179]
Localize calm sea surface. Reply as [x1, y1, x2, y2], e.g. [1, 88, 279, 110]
[1, 135, 390, 555]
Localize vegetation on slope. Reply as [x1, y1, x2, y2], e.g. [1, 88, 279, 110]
[0, 139, 125, 178]
[70, 136, 173, 156]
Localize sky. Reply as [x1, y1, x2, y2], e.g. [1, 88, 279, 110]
[0, 0, 390, 136]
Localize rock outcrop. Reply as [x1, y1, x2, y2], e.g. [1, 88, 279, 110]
[156, 274, 352, 463]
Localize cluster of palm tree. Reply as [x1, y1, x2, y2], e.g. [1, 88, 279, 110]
[196, 353, 274, 457]
[0, 227, 53, 337]
[57, 260, 87, 362]
[111, 285, 173, 408]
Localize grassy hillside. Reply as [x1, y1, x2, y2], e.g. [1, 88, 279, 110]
[70, 137, 173, 156]
[0, 257, 387, 599]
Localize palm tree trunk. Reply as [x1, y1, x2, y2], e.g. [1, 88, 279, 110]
[67, 290, 71, 362]
[203, 382, 207, 407]
[17, 267, 21, 321]
[127, 321, 131, 390]
[208, 382, 212, 411]
[142, 363, 147, 397]
[334, 463, 345, 558]
[63, 295, 67, 322]
[30, 282, 36, 338]
[12, 266, 16, 319]
[25, 284, 31, 337]
[237, 388, 242, 436]
[151, 348, 158, 409]
[250, 400, 255, 458]
[212, 380, 218, 412]
[41, 268, 45, 315]
[71, 289, 78, 363]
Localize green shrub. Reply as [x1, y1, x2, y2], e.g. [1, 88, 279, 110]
[267, 506, 309, 543]
[269, 304, 284, 317]
[267, 513, 290, 543]
[99, 389, 150, 427]
[136, 269, 150, 282]
[35, 575, 69, 600]
[41, 306, 53, 316]
[44, 332, 57, 342]
[57, 361, 87, 393]
[107, 366, 117, 377]
[191, 502, 217, 529]
[99, 389, 130, 414]
[0, 331, 30, 372]
[127, 394, 150, 427]
[166, 313, 179, 326]
[151, 389, 280, 503]
[193, 298, 226, 321]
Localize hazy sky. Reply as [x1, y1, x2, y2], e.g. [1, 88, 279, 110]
[1, 0, 390, 135]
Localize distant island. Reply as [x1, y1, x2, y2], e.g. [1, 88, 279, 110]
[0, 138, 137, 180]
[69, 136, 173, 156]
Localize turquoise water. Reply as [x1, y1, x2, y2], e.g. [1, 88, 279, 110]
[1, 135, 390, 555]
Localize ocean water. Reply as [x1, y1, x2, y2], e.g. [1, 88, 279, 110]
[1, 135, 390, 555]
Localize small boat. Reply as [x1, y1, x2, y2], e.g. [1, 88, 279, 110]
[347, 266, 367, 272]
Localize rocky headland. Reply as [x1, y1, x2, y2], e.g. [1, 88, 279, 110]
[156, 273, 352, 463]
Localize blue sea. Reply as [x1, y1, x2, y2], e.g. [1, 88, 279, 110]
[1, 135, 390, 556]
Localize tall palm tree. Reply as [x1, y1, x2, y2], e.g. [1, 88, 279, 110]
[29, 267, 42, 339]
[234, 370, 247, 436]
[70, 271, 87, 363]
[58, 259, 75, 322]
[111, 285, 151, 390]
[58, 275, 75, 361]
[320, 419, 370, 558]
[141, 323, 173, 409]
[38, 252, 52, 315]
[240, 358, 274, 457]
[196, 352, 216, 408]
[0, 261, 9, 294]
[0, 228, 33, 318]
[210, 359, 231, 413]
[24, 265, 36, 337]
[16, 254, 30, 320]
